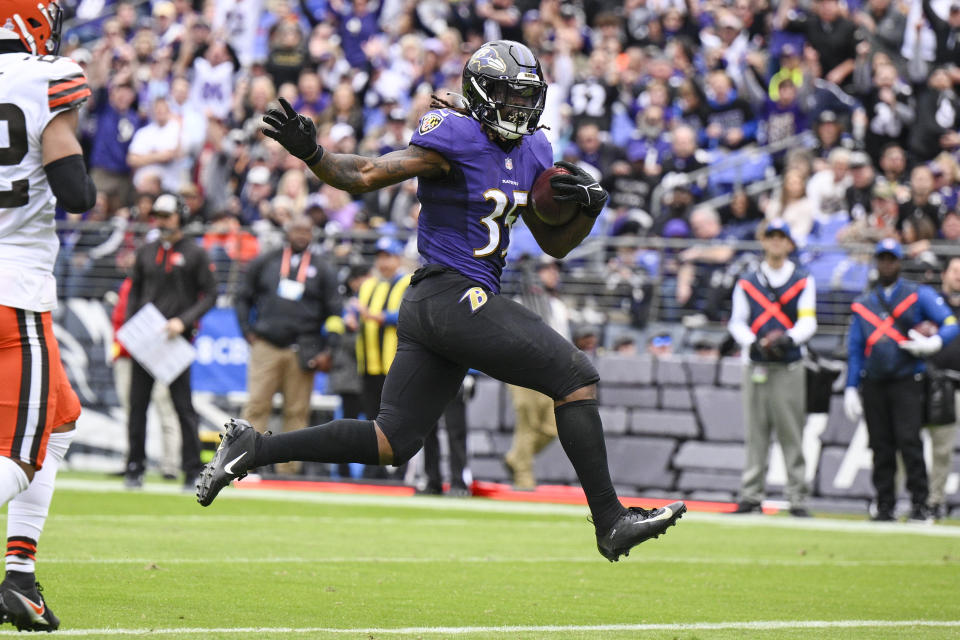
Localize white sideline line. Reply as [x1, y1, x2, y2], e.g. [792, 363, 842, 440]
[30, 555, 958, 567]
[54, 478, 960, 538]
[0, 620, 957, 636]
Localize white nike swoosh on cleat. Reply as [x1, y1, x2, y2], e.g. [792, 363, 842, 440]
[646, 507, 675, 523]
[10, 592, 45, 622]
[223, 452, 247, 476]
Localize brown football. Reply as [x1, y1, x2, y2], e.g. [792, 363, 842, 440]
[912, 320, 939, 337]
[531, 167, 579, 226]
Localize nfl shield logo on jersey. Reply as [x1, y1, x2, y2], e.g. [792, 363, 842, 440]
[419, 112, 444, 135]
[505, 158, 513, 171]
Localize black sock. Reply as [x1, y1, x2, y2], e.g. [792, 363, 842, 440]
[254, 419, 380, 467]
[4, 570, 35, 590]
[555, 400, 624, 533]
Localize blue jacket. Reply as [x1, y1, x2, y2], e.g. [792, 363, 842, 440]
[847, 279, 959, 385]
[741, 266, 810, 363]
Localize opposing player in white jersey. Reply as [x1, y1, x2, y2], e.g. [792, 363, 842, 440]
[0, 0, 96, 631]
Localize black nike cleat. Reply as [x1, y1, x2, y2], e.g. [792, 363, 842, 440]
[196, 418, 259, 507]
[596, 501, 687, 562]
[0, 574, 59, 632]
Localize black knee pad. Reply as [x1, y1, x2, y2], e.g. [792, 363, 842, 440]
[376, 403, 429, 465]
[554, 349, 600, 398]
[390, 436, 425, 466]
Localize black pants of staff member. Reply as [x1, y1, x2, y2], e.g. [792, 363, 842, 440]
[422, 388, 468, 493]
[861, 375, 928, 510]
[126, 360, 202, 477]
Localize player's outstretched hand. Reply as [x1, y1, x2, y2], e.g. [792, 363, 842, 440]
[549, 160, 608, 218]
[262, 97, 323, 163]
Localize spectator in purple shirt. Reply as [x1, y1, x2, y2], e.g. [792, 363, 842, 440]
[87, 77, 142, 214]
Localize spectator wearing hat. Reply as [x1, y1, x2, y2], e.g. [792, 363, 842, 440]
[85, 75, 142, 214]
[201, 208, 260, 286]
[123, 193, 217, 490]
[810, 110, 857, 171]
[844, 239, 959, 521]
[768, 45, 805, 101]
[761, 77, 808, 164]
[843, 151, 878, 224]
[728, 220, 817, 516]
[647, 333, 673, 358]
[354, 237, 412, 475]
[235, 215, 342, 474]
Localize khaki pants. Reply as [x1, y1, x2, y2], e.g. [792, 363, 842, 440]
[741, 360, 808, 508]
[242, 339, 316, 474]
[505, 385, 557, 490]
[927, 390, 960, 506]
[113, 357, 181, 477]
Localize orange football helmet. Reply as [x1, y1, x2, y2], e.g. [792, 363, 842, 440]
[0, 0, 63, 55]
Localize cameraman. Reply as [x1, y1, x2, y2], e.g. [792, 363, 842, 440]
[728, 221, 817, 516]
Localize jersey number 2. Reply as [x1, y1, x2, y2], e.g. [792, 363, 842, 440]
[0, 103, 29, 208]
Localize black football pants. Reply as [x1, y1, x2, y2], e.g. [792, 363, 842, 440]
[375, 267, 598, 463]
[861, 376, 928, 509]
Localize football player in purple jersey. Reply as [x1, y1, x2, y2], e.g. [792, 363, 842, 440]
[198, 40, 686, 561]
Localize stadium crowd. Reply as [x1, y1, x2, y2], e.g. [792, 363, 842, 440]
[53, 0, 960, 329]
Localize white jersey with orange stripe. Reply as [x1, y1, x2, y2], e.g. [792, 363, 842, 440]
[0, 52, 90, 312]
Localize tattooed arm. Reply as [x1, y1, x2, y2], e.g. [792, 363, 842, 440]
[262, 98, 450, 194]
[306, 144, 450, 194]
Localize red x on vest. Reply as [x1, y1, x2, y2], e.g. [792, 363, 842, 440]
[739, 278, 807, 334]
[851, 292, 918, 356]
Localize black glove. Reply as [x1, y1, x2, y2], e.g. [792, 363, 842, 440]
[749, 341, 765, 361]
[549, 160, 608, 218]
[766, 334, 795, 360]
[262, 97, 323, 164]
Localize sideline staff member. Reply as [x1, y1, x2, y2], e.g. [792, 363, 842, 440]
[235, 215, 342, 473]
[125, 193, 217, 489]
[844, 239, 959, 522]
[728, 221, 816, 517]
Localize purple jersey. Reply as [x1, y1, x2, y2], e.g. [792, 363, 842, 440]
[409, 109, 553, 293]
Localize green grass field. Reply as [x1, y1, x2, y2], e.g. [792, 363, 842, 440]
[2, 473, 959, 639]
